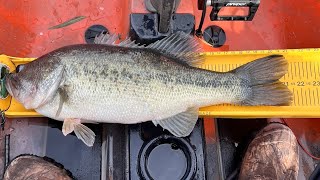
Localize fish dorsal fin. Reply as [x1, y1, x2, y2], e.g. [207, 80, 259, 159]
[152, 107, 199, 137]
[146, 32, 204, 67]
[94, 32, 204, 67]
[94, 32, 145, 48]
[94, 33, 120, 45]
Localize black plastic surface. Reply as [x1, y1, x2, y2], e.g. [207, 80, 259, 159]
[129, 120, 206, 180]
[309, 163, 320, 180]
[138, 135, 197, 179]
[209, 0, 260, 21]
[84, 24, 109, 44]
[45, 120, 102, 180]
[129, 13, 195, 44]
[203, 25, 226, 48]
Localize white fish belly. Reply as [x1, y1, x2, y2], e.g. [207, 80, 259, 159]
[35, 84, 195, 124]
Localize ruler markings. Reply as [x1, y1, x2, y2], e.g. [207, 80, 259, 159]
[305, 62, 309, 79]
[302, 62, 305, 78]
[309, 62, 312, 78]
[295, 88, 299, 106]
[293, 88, 296, 106]
[300, 89, 303, 106]
[316, 88, 319, 105]
[304, 89, 307, 106]
[305, 89, 308, 106]
[301, 88, 304, 106]
[290, 63, 294, 80]
[310, 88, 313, 106]
[299, 62, 303, 79]
[313, 89, 316, 106]
[294, 62, 297, 78]
[298, 88, 301, 106]
[318, 62, 320, 78]
[314, 62, 317, 79]
[308, 88, 311, 106]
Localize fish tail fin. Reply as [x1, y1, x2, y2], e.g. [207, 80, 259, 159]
[232, 55, 293, 106]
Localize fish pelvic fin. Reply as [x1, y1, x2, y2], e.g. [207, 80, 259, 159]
[94, 31, 205, 67]
[152, 107, 199, 137]
[62, 118, 96, 147]
[232, 55, 293, 106]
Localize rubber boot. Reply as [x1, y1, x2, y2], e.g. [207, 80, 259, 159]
[3, 154, 74, 180]
[239, 123, 299, 180]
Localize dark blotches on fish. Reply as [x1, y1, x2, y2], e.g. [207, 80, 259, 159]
[111, 69, 118, 75]
[100, 69, 109, 77]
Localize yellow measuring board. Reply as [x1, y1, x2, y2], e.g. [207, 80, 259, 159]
[1, 48, 320, 118]
[199, 48, 320, 118]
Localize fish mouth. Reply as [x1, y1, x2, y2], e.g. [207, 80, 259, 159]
[5, 76, 13, 96]
[5, 75, 20, 100]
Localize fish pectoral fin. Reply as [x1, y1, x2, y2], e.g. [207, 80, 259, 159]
[55, 87, 69, 117]
[62, 118, 96, 147]
[152, 107, 199, 137]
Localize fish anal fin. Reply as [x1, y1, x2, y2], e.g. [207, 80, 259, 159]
[152, 107, 199, 137]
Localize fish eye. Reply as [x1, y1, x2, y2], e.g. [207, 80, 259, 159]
[16, 65, 25, 73]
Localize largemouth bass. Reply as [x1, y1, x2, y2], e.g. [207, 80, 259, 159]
[4, 32, 292, 146]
